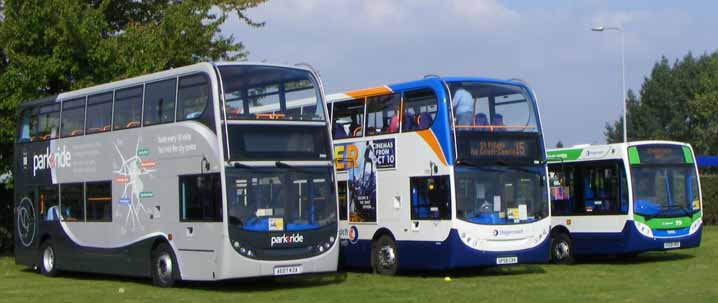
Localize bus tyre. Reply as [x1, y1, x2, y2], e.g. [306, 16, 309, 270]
[372, 235, 398, 275]
[551, 232, 574, 265]
[151, 243, 178, 288]
[40, 240, 58, 277]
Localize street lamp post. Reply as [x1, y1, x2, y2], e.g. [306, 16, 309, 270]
[592, 26, 627, 143]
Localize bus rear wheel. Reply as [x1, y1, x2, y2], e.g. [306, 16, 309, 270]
[39, 240, 58, 277]
[372, 235, 398, 275]
[551, 232, 574, 265]
[151, 243, 178, 287]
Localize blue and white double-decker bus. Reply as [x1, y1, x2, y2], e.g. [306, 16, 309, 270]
[326, 77, 550, 274]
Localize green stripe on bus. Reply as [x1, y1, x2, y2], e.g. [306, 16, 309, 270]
[546, 148, 583, 162]
[634, 212, 700, 230]
[628, 147, 640, 164]
[682, 146, 694, 164]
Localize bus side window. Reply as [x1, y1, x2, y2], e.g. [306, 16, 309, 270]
[177, 74, 210, 121]
[549, 165, 573, 215]
[337, 181, 348, 221]
[86, 92, 113, 134]
[366, 94, 400, 136]
[61, 97, 86, 137]
[86, 181, 112, 222]
[38, 104, 60, 140]
[402, 88, 437, 132]
[39, 185, 59, 221]
[144, 78, 177, 126]
[60, 183, 84, 222]
[114, 86, 143, 130]
[410, 175, 451, 220]
[179, 173, 222, 222]
[332, 98, 365, 139]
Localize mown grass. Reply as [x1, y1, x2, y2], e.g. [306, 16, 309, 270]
[2, 227, 717, 303]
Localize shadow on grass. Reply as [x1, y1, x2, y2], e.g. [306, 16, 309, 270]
[20, 266, 349, 292]
[574, 251, 695, 265]
[341, 264, 546, 279]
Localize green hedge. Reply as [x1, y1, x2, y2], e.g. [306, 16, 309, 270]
[701, 174, 718, 225]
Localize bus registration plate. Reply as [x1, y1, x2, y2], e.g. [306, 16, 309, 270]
[664, 242, 680, 249]
[496, 256, 518, 265]
[274, 265, 303, 276]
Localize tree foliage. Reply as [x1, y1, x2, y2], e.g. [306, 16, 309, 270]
[605, 52, 718, 155]
[0, 0, 266, 175]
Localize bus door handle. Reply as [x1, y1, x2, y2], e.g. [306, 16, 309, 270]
[412, 221, 420, 231]
[186, 226, 194, 237]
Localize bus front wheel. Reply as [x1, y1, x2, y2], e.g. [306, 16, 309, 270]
[372, 235, 398, 275]
[39, 240, 59, 277]
[551, 232, 574, 265]
[151, 243, 178, 287]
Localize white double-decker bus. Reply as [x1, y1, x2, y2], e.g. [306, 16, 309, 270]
[547, 141, 703, 263]
[13, 62, 339, 286]
[327, 77, 551, 274]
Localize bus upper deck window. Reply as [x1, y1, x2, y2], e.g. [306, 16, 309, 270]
[37, 104, 60, 140]
[144, 78, 177, 126]
[366, 94, 400, 136]
[61, 97, 86, 138]
[113, 86, 143, 130]
[402, 89, 437, 132]
[18, 109, 33, 142]
[332, 98, 365, 139]
[177, 74, 210, 121]
[86, 92, 113, 134]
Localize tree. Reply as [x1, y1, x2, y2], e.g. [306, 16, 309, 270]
[555, 140, 564, 148]
[604, 52, 718, 155]
[0, 0, 266, 175]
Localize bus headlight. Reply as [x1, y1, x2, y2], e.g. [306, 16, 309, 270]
[689, 218, 702, 235]
[635, 221, 653, 238]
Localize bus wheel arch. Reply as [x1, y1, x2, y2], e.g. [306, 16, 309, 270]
[370, 229, 399, 275]
[550, 226, 574, 265]
[150, 238, 180, 287]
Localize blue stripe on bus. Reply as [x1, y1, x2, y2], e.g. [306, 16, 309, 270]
[569, 222, 702, 256]
[339, 228, 550, 270]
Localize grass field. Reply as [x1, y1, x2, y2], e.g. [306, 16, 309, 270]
[2, 227, 717, 303]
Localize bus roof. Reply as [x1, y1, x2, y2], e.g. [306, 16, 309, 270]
[546, 140, 694, 163]
[326, 76, 530, 103]
[18, 61, 315, 108]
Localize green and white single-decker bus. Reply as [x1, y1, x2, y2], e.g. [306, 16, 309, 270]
[547, 141, 702, 263]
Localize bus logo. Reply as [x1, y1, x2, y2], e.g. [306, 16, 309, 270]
[270, 233, 304, 247]
[32, 146, 71, 176]
[348, 226, 359, 244]
[17, 197, 36, 247]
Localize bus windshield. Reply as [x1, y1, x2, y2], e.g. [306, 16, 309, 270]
[455, 165, 548, 225]
[219, 65, 325, 121]
[226, 167, 337, 232]
[448, 82, 538, 132]
[631, 165, 700, 217]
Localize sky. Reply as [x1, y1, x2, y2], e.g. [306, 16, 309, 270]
[223, 0, 718, 147]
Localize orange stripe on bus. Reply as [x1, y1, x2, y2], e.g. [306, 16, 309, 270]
[344, 86, 392, 99]
[417, 129, 448, 166]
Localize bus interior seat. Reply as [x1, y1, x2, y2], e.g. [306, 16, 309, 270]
[474, 113, 488, 127]
[402, 112, 415, 131]
[333, 124, 347, 139]
[417, 112, 432, 129]
[491, 114, 505, 130]
[352, 126, 363, 137]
